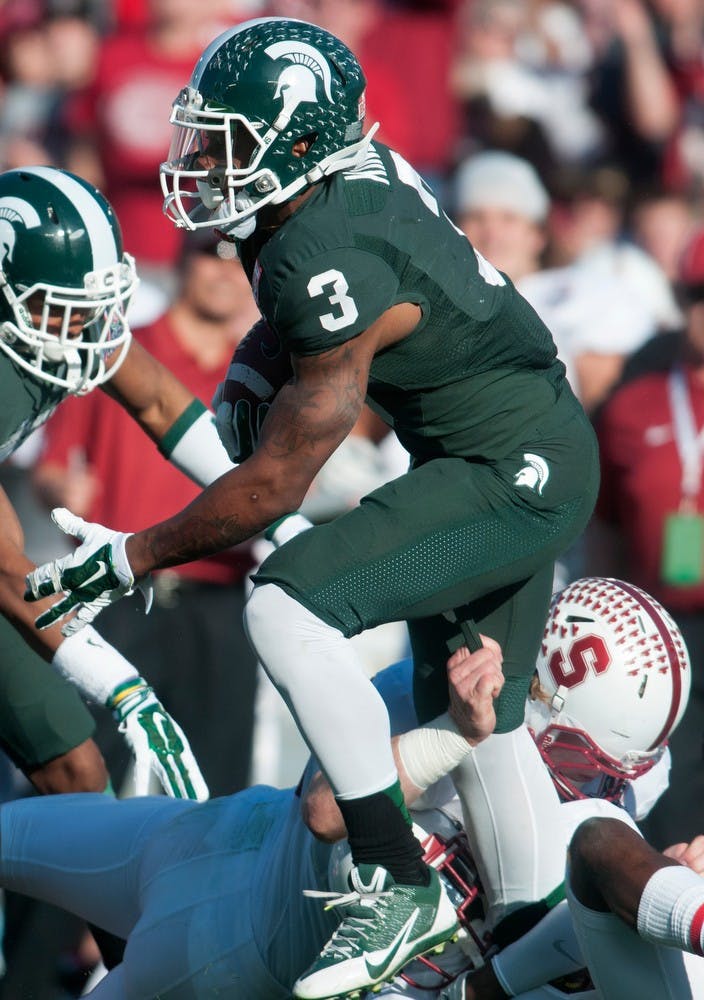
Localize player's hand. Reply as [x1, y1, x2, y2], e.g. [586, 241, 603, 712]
[446, 635, 504, 745]
[108, 680, 209, 801]
[663, 835, 704, 875]
[212, 382, 270, 463]
[24, 507, 152, 635]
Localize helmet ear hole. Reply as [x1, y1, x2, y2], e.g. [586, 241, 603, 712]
[293, 132, 319, 158]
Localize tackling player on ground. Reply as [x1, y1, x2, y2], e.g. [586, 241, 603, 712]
[2, 577, 702, 998]
[438, 578, 702, 1000]
[0, 608, 504, 998]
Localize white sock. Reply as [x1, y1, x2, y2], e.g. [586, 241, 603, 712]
[637, 865, 704, 956]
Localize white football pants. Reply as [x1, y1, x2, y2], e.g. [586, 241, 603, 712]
[566, 879, 704, 999]
[452, 725, 566, 927]
[245, 583, 398, 798]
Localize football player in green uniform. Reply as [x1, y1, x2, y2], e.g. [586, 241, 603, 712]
[0, 164, 239, 802]
[26, 19, 600, 999]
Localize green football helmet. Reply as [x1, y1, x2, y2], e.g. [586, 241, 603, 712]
[160, 16, 378, 237]
[0, 166, 137, 394]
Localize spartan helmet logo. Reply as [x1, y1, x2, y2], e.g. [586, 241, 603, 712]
[264, 40, 333, 125]
[514, 452, 550, 496]
[0, 197, 41, 269]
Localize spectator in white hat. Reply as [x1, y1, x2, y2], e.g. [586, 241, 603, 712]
[454, 150, 549, 284]
[453, 150, 680, 414]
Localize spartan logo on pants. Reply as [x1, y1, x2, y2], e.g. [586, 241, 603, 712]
[514, 453, 550, 495]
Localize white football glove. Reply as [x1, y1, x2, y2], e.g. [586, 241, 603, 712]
[108, 679, 209, 801]
[25, 508, 152, 636]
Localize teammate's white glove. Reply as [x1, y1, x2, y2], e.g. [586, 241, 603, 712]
[211, 382, 270, 463]
[108, 679, 209, 801]
[24, 507, 152, 636]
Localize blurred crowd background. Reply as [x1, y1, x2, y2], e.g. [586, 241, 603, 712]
[4, 0, 704, 993]
[0, 0, 698, 256]
[2, 0, 703, 402]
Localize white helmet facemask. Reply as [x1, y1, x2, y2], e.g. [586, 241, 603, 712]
[0, 255, 138, 394]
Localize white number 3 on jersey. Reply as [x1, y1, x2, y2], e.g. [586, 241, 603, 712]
[307, 269, 359, 331]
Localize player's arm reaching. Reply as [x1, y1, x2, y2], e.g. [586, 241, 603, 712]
[25, 309, 396, 628]
[40, 341, 243, 799]
[302, 638, 505, 843]
[102, 336, 234, 489]
[1, 484, 207, 800]
[7, 336, 240, 801]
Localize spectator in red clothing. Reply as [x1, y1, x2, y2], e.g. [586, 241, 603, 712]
[589, 223, 704, 850]
[272, 0, 459, 193]
[63, 0, 239, 280]
[34, 234, 263, 796]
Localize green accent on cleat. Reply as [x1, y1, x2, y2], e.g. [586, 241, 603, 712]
[293, 864, 458, 999]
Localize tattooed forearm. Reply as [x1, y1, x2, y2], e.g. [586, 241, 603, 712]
[262, 343, 366, 459]
[140, 511, 247, 569]
[127, 339, 372, 577]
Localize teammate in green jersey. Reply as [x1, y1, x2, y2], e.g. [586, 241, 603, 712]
[26, 18, 600, 998]
[0, 164, 239, 802]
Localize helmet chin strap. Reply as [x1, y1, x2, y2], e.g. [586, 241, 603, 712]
[196, 178, 225, 210]
[216, 194, 258, 240]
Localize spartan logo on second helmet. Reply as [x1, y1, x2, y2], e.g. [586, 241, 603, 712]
[0, 198, 41, 269]
[264, 40, 333, 124]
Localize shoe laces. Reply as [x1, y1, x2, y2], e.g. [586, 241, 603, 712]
[303, 885, 392, 912]
[302, 883, 394, 960]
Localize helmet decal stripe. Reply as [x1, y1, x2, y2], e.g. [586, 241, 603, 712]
[28, 166, 119, 270]
[615, 579, 683, 750]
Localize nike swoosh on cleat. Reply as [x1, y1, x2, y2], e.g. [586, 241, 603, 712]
[364, 910, 419, 981]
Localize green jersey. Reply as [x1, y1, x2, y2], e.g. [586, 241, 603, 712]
[240, 142, 566, 463]
[0, 349, 96, 770]
[0, 351, 66, 463]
